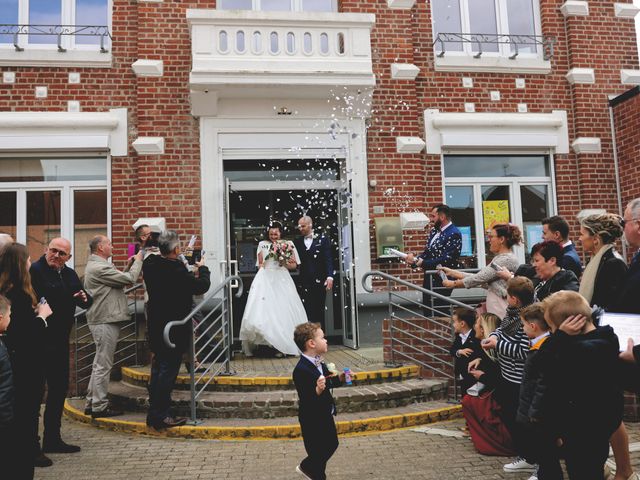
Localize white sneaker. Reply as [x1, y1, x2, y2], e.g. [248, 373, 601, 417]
[503, 457, 536, 473]
[527, 465, 539, 480]
[466, 382, 485, 396]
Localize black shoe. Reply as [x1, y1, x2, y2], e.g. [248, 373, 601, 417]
[148, 416, 187, 430]
[43, 439, 81, 454]
[84, 407, 92, 416]
[34, 452, 53, 467]
[91, 408, 124, 419]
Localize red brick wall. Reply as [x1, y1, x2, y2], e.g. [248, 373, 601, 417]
[612, 89, 640, 206]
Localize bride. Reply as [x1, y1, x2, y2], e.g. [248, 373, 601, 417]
[239, 222, 307, 357]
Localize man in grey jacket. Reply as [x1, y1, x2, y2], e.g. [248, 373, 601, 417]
[83, 235, 143, 418]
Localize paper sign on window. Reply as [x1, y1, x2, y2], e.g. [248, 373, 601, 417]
[482, 200, 510, 231]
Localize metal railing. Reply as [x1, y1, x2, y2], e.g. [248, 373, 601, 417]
[433, 32, 555, 60]
[163, 275, 244, 424]
[362, 270, 477, 396]
[0, 24, 111, 52]
[73, 283, 145, 395]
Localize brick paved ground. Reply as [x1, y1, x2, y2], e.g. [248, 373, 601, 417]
[35, 416, 640, 480]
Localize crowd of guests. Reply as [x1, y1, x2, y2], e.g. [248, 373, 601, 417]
[443, 198, 640, 480]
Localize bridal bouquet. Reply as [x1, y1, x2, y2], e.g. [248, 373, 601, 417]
[267, 240, 295, 266]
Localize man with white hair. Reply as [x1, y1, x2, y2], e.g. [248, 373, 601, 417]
[613, 198, 640, 314]
[142, 230, 210, 430]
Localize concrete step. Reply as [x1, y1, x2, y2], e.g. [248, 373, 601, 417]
[108, 377, 448, 419]
[120, 364, 421, 392]
[64, 397, 462, 440]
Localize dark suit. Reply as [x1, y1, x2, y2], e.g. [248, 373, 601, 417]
[561, 243, 583, 280]
[449, 330, 481, 393]
[416, 223, 462, 306]
[589, 248, 628, 310]
[142, 255, 211, 426]
[30, 256, 92, 445]
[293, 356, 341, 480]
[294, 235, 334, 330]
[613, 251, 640, 315]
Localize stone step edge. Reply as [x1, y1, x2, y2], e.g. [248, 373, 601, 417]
[63, 400, 462, 441]
[121, 364, 420, 388]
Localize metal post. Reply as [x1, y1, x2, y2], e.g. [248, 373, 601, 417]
[189, 325, 197, 424]
[133, 291, 139, 366]
[225, 285, 232, 374]
[387, 278, 395, 367]
[74, 315, 79, 396]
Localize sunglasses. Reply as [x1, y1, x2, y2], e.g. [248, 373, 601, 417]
[48, 247, 70, 258]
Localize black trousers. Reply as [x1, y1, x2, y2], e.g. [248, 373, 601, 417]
[42, 340, 70, 443]
[299, 415, 339, 480]
[146, 350, 183, 425]
[494, 377, 528, 458]
[1, 423, 35, 480]
[12, 355, 45, 458]
[301, 283, 327, 331]
[563, 426, 610, 480]
[520, 425, 563, 480]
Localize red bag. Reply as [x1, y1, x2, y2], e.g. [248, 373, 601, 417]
[461, 390, 516, 456]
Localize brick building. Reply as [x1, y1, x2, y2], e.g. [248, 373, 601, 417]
[1, 0, 639, 348]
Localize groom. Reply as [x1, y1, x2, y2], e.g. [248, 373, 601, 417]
[294, 216, 334, 331]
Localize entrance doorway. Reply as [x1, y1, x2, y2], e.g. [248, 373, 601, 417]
[222, 159, 358, 349]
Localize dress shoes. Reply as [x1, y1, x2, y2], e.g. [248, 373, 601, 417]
[42, 439, 81, 454]
[148, 416, 187, 430]
[91, 407, 124, 419]
[84, 406, 92, 416]
[34, 452, 53, 468]
[295, 464, 312, 480]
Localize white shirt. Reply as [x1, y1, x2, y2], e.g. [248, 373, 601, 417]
[459, 329, 471, 345]
[302, 352, 323, 375]
[530, 331, 550, 347]
[304, 232, 314, 250]
[562, 240, 572, 249]
[429, 221, 452, 247]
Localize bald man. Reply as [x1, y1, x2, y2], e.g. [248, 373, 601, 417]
[30, 238, 92, 464]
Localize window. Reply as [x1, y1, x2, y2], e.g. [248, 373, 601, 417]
[444, 155, 553, 268]
[218, 0, 336, 12]
[431, 0, 542, 58]
[0, 156, 109, 277]
[0, 0, 110, 51]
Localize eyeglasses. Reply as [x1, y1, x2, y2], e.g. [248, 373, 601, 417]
[621, 218, 639, 228]
[48, 247, 70, 258]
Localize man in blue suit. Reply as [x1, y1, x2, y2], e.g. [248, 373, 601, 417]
[542, 215, 582, 279]
[407, 204, 462, 307]
[294, 216, 335, 331]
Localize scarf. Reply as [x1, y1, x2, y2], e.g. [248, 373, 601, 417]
[500, 305, 524, 337]
[579, 244, 614, 305]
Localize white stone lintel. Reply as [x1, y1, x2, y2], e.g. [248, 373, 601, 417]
[614, 3, 640, 18]
[132, 136, 165, 155]
[560, 1, 589, 17]
[396, 136, 425, 153]
[132, 217, 166, 233]
[132, 59, 164, 77]
[387, 0, 416, 9]
[400, 212, 429, 230]
[621, 69, 640, 85]
[571, 137, 601, 154]
[390, 63, 420, 80]
[566, 67, 595, 84]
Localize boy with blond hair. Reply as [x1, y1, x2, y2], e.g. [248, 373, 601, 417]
[543, 291, 622, 479]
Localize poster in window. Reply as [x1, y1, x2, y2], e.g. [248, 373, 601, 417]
[458, 226, 473, 257]
[482, 200, 510, 231]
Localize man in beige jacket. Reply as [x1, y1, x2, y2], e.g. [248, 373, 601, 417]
[83, 235, 143, 418]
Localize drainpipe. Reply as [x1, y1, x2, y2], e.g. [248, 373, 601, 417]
[608, 105, 627, 259]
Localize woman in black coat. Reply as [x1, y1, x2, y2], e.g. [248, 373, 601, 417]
[578, 213, 627, 310]
[0, 243, 52, 479]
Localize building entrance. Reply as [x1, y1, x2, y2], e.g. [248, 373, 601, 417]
[222, 158, 358, 349]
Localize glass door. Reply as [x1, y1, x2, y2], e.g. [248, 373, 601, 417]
[480, 184, 513, 265]
[338, 183, 358, 349]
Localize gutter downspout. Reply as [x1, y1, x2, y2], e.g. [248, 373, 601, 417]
[608, 104, 627, 259]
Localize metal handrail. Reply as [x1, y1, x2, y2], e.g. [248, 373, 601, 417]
[73, 283, 144, 396]
[433, 32, 555, 60]
[163, 275, 244, 424]
[0, 24, 111, 52]
[362, 270, 477, 399]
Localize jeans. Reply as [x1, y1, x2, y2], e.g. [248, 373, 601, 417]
[146, 350, 183, 425]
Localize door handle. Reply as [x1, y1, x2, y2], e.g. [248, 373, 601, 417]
[219, 260, 227, 282]
[230, 260, 239, 288]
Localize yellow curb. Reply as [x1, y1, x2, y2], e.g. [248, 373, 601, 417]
[120, 365, 421, 389]
[64, 400, 461, 441]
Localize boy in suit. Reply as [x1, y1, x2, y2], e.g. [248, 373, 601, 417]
[449, 307, 480, 394]
[293, 322, 344, 480]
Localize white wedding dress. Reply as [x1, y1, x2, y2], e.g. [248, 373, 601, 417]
[239, 240, 307, 356]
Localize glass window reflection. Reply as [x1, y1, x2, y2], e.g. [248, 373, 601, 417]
[444, 155, 549, 178]
[29, 0, 61, 44]
[75, 0, 109, 45]
[0, 0, 19, 44]
[445, 185, 477, 268]
[0, 158, 107, 182]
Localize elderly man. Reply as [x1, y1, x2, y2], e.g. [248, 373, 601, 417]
[143, 230, 210, 430]
[30, 238, 92, 463]
[83, 236, 143, 418]
[613, 198, 640, 314]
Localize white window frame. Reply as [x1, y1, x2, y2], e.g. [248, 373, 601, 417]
[217, 0, 338, 12]
[442, 152, 557, 267]
[0, 155, 111, 271]
[0, 0, 112, 67]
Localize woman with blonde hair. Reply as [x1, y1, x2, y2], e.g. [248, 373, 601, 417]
[578, 213, 627, 310]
